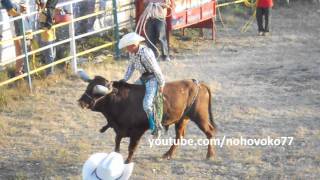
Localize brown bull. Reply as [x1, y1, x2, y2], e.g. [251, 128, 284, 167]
[78, 72, 217, 163]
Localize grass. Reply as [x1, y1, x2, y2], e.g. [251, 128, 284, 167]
[76, 32, 115, 62]
[14, 172, 28, 180]
[0, 82, 29, 109]
[0, 118, 8, 146]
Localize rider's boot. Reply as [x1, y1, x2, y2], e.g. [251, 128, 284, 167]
[147, 112, 161, 139]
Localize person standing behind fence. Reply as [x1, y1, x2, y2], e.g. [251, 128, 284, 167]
[142, 0, 171, 61]
[256, 0, 273, 36]
[36, 0, 58, 29]
[1, 0, 32, 76]
[1, 0, 20, 16]
[36, 0, 57, 76]
[40, 25, 56, 76]
[73, 0, 96, 35]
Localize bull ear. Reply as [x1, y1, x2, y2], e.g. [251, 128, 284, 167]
[77, 69, 91, 82]
[93, 85, 113, 95]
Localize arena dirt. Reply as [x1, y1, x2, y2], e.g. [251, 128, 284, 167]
[0, 2, 319, 179]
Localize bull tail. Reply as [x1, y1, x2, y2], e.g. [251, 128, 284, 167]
[204, 84, 217, 129]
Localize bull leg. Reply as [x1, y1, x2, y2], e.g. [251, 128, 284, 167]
[115, 135, 122, 152]
[125, 133, 143, 163]
[181, 121, 187, 138]
[192, 115, 216, 160]
[162, 118, 189, 160]
[100, 123, 110, 133]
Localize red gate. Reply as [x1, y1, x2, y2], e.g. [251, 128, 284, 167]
[135, 0, 217, 40]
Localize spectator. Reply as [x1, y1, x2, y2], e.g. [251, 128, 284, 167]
[51, 0, 70, 64]
[142, 0, 171, 61]
[73, 0, 96, 35]
[36, 0, 58, 29]
[1, 0, 32, 76]
[256, 0, 274, 36]
[1, 0, 20, 17]
[40, 27, 56, 76]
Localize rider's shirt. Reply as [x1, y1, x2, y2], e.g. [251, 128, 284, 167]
[124, 45, 165, 87]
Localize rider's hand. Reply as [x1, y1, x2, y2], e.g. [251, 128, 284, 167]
[119, 79, 126, 83]
[159, 86, 164, 93]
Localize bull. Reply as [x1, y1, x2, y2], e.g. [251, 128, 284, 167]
[78, 70, 217, 163]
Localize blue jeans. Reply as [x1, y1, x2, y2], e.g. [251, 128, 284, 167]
[41, 40, 56, 76]
[136, 77, 158, 131]
[145, 18, 169, 59]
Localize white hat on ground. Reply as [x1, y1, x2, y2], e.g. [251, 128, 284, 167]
[82, 152, 134, 180]
[118, 32, 145, 49]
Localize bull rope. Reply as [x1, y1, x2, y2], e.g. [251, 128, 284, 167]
[83, 92, 107, 109]
[180, 79, 200, 118]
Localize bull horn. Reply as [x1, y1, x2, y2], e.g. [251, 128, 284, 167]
[93, 85, 112, 95]
[77, 69, 91, 82]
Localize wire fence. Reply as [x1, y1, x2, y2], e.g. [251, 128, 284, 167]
[0, 0, 135, 90]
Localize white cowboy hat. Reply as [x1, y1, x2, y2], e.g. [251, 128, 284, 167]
[118, 32, 145, 49]
[82, 152, 134, 180]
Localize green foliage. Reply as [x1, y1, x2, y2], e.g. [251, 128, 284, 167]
[0, 89, 7, 108]
[76, 32, 114, 61]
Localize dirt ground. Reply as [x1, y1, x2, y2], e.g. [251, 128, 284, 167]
[1, 2, 320, 179]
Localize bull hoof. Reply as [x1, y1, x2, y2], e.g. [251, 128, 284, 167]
[206, 153, 215, 160]
[125, 159, 131, 164]
[162, 153, 172, 160]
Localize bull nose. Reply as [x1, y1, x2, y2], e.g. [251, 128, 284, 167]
[78, 100, 88, 109]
